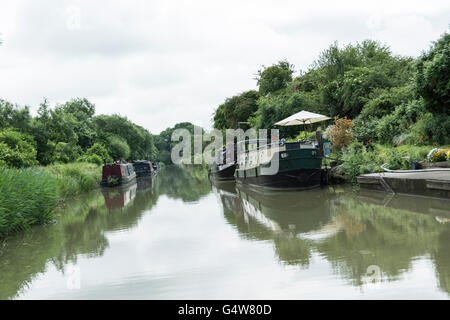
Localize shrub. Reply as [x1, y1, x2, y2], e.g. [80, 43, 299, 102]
[0, 129, 38, 168]
[327, 117, 355, 151]
[376, 113, 400, 144]
[53, 142, 82, 163]
[77, 154, 103, 166]
[87, 142, 112, 163]
[338, 142, 384, 183]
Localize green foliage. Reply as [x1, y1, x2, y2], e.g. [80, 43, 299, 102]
[256, 60, 294, 96]
[337, 143, 427, 183]
[416, 32, 450, 115]
[0, 99, 32, 132]
[53, 142, 81, 163]
[86, 142, 111, 163]
[252, 92, 317, 138]
[0, 167, 58, 237]
[93, 114, 157, 161]
[338, 142, 383, 183]
[42, 163, 102, 198]
[0, 129, 38, 167]
[154, 122, 204, 164]
[213, 90, 260, 130]
[107, 135, 130, 160]
[77, 154, 103, 165]
[0, 97, 158, 166]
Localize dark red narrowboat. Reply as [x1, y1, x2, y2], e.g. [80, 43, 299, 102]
[101, 161, 137, 187]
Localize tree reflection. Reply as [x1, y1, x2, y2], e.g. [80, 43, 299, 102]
[212, 182, 450, 295]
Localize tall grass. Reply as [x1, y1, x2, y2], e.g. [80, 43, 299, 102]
[0, 162, 102, 237]
[42, 163, 102, 198]
[0, 167, 59, 237]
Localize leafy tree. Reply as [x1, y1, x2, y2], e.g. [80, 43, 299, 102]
[256, 60, 294, 96]
[86, 142, 111, 163]
[213, 90, 260, 129]
[107, 135, 130, 161]
[0, 129, 38, 167]
[53, 142, 81, 163]
[93, 114, 156, 160]
[0, 99, 32, 133]
[416, 32, 450, 114]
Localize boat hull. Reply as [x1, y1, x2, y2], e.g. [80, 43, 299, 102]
[236, 168, 321, 190]
[235, 147, 322, 190]
[209, 163, 236, 181]
[101, 173, 136, 187]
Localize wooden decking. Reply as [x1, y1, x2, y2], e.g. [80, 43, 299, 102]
[357, 171, 450, 199]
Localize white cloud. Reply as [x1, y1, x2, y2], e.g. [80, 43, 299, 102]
[0, 0, 449, 133]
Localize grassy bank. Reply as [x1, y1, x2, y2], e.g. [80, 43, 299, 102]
[0, 162, 101, 238]
[335, 143, 450, 183]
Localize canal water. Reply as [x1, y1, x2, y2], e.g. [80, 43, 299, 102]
[1, 166, 449, 299]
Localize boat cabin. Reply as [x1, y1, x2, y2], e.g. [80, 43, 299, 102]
[101, 161, 136, 187]
[132, 160, 155, 178]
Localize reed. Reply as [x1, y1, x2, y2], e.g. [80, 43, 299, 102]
[0, 167, 59, 237]
[0, 162, 102, 237]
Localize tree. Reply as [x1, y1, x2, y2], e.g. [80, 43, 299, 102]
[416, 32, 450, 114]
[107, 135, 130, 161]
[213, 90, 260, 129]
[0, 99, 32, 132]
[0, 129, 38, 167]
[256, 60, 294, 96]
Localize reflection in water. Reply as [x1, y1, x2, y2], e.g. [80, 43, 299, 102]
[212, 180, 450, 296]
[0, 165, 449, 299]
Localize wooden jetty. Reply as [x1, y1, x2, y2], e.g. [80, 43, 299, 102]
[357, 170, 450, 199]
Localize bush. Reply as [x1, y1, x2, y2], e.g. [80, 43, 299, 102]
[87, 142, 112, 163]
[77, 154, 103, 165]
[0, 167, 59, 237]
[327, 117, 355, 151]
[338, 142, 384, 183]
[0, 129, 38, 168]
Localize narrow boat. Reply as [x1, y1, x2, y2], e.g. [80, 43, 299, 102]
[209, 144, 236, 181]
[234, 138, 323, 190]
[101, 161, 137, 187]
[132, 160, 157, 178]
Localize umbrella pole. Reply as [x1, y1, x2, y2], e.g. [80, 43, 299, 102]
[304, 121, 307, 140]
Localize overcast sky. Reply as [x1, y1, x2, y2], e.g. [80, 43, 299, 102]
[1, 1, 449, 134]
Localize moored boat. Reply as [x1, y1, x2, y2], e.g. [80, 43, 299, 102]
[132, 160, 157, 178]
[235, 138, 323, 190]
[209, 144, 236, 181]
[101, 161, 137, 187]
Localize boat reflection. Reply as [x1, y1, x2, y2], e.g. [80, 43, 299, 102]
[102, 183, 137, 210]
[212, 182, 450, 293]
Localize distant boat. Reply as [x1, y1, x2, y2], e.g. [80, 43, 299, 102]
[132, 160, 157, 178]
[209, 144, 236, 181]
[101, 161, 137, 187]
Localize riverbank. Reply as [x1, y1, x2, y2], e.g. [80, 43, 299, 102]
[332, 143, 450, 183]
[0, 162, 101, 238]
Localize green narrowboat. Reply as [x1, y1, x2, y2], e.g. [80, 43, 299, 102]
[234, 138, 323, 190]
